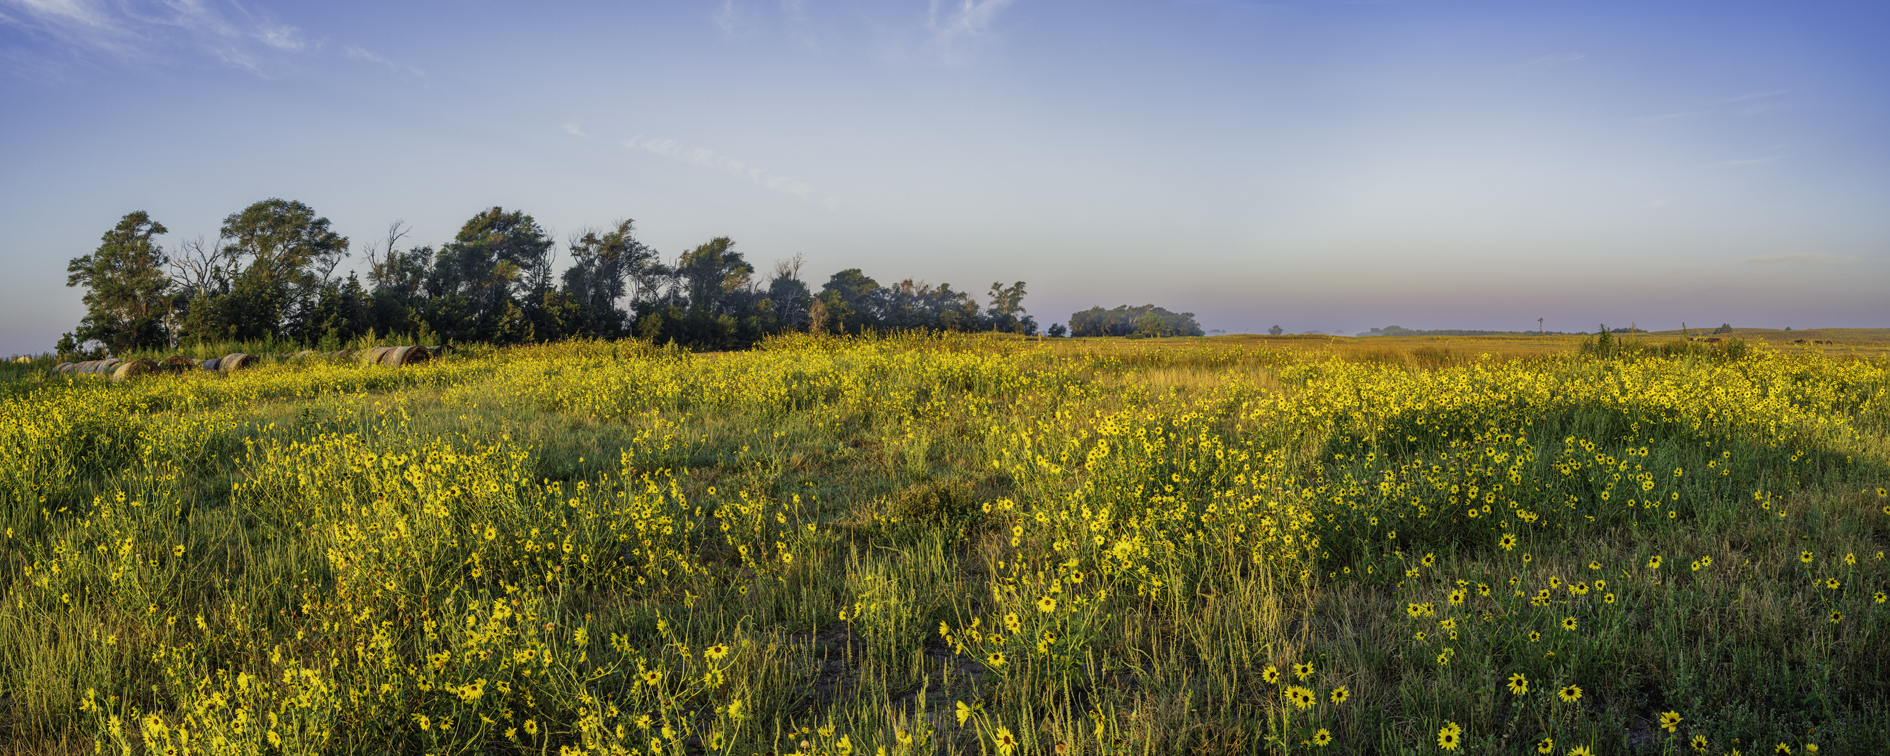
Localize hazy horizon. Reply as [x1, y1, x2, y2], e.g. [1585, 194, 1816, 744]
[4, 1, 1887, 356]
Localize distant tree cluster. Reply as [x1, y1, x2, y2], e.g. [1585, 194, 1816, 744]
[1068, 305, 1203, 338]
[804, 272, 1036, 337]
[61, 202, 1043, 356]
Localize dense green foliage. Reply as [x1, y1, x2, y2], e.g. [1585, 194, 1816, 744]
[61, 204, 1048, 360]
[61, 212, 172, 356]
[1067, 304, 1202, 338]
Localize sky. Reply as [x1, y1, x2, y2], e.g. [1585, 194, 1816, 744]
[2, 0, 1887, 354]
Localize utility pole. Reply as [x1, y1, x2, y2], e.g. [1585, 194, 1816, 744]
[1538, 318, 1544, 335]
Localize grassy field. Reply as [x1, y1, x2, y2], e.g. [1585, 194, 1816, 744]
[2, 332, 1888, 755]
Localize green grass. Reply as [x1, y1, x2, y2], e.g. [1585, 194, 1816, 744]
[1, 336, 1887, 755]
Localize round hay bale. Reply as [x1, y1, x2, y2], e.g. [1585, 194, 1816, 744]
[377, 345, 431, 367]
[219, 353, 257, 373]
[54, 361, 74, 374]
[328, 349, 354, 360]
[288, 350, 315, 361]
[159, 355, 196, 373]
[75, 359, 120, 376]
[201, 357, 223, 371]
[111, 358, 158, 382]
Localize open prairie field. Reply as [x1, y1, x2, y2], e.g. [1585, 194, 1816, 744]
[3, 334, 1888, 755]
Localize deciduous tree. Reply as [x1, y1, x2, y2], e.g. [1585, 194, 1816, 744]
[426, 207, 552, 342]
[65, 211, 173, 354]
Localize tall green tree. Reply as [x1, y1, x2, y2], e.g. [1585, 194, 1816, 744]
[763, 254, 813, 332]
[364, 222, 434, 336]
[986, 281, 1033, 334]
[64, 211, 174, 354]
[816, 268, 881, 335]
[425, 207, 552, 343]
[675, 238, 753, 317]
[305, 274, 372, 347]
[561, 219, 657, 337]
[177, 199, 350, 341]
[662, 237, 761, 347]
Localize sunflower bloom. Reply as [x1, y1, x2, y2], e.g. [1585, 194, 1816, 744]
[994, 727, 1017, 755]
[1436, 722, 1461, 751]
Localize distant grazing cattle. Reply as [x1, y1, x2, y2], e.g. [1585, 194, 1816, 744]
[1706, 337, 1723, 344]
[1793, 339, 1806, 345]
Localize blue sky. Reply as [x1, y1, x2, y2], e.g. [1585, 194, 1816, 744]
[3, 0, 1886, 354]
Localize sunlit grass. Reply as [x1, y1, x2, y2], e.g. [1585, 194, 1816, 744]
[2, 334, 1887, 754]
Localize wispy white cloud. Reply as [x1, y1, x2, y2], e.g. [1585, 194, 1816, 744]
[925, 0, 1017, 60]
[1747, 252, 1853, 265]
[0, 0, 417, 79]
[623, 133, 826, 203]
[255, 23, 304, 51]
[562, 121, 588, 137]
[1644, 199, 1670, 209]
[712, 0, 754, 37]
[8, 0, 110, 27]
[0, 0, 145, 59]
[710, 0, 819, 46]
[342, 44, 425, 78]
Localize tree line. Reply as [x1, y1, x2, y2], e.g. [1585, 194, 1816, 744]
[61, 200, 1053, 357]
[1066, 304, 1203, 338]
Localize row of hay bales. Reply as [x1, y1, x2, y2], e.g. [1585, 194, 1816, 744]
[279, 345, 436, 367]
[53, 346, 437, 381]
[52, 358, 174, 381]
